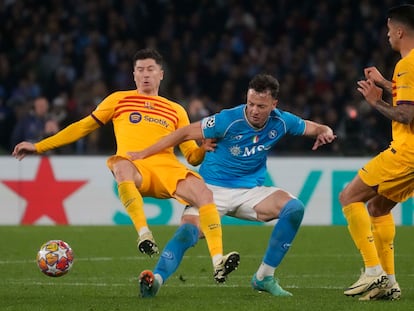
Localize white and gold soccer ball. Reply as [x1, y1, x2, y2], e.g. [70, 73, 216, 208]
[36, 240, 74, 277]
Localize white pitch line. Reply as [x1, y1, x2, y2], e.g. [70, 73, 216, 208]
[3, 280, 344, 290]
[0, 252, 411, 265]
[0, 253, 365, 265]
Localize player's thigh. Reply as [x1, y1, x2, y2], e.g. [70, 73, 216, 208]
[253, 188, 295, 221]
[339, 174, 377, 206]
[175, 174, 213, 207]
[222, 186, 287, 222]
[367, 195, 397, 217]
[107, 155, 142, 185]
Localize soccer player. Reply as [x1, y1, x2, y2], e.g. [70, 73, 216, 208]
[340, 4, 414, 301]
[129, 73, 336, 297]
[12, 48, 239, 283]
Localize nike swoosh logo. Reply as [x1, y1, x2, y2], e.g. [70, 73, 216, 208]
[397, 71, 408, 77]
[348, 283, 368, 290]
[161, 251, 174, 260]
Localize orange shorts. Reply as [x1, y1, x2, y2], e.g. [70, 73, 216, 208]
[107, 155, 201, 203]
[358, 147, 414, 202]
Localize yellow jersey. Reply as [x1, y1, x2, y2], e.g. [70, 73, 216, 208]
[35, 90, 204, 165]
[358, 49, 414, 202]
[389, 48, 414, 160]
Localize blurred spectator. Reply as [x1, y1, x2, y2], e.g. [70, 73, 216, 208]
[49, 95, 69, 125]
[0, 97, 15, 154]
[10, 96, 59, 149]
[187, 96, 210, 122]
[1, 0, 409, 155]
[337, 105, 364, 156]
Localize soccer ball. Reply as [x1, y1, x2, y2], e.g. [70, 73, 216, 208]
[36, 240, 74, 277]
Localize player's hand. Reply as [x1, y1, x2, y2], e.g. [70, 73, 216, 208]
[12, 141, 37, 160]
[127, 151, 145, 160]
[201, 138, 217, 152]
[312, 129, 336, 150]
[364, 66, 385, 84]
[357, 79, 383, 106]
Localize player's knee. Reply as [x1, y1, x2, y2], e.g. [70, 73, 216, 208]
[175, 223, 199, 247]
[112, 159, 137, 182]
[338, 189, 352, 206]
[281, 198, 305, 227]
[338, 190, 346, 206]
[196, 186, 214, 205]
[181, 207, 199, 225]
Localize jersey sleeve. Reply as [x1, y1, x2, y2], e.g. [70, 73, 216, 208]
[281, 110, 306, 136]
[175, 104, 206, 166]
[91, 92, 118, 124]
[200, 113, 227, 139]
[179, 141, 206, 166]
[34, 92, 121, 153]
[394, 59, 414, 105]
[35, 115, 101, 153]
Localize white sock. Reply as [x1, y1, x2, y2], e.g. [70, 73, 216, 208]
[256, 262, 275, 280]
[213, 254, 222, 266]
[365, 265, 383, 276]
[387, 274, 396, 285]
[154, 273, 163, 285]
[138, 227, 150, 237]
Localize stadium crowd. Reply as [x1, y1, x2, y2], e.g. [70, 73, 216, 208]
[0, 0, 405, 156]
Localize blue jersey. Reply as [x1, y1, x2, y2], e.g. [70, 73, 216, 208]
[199, 104, 306, 188]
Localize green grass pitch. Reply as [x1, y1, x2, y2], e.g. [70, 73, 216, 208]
[0, 225, 413, 311]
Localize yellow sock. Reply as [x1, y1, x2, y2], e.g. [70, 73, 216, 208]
[371, 213, 395, 275]
[199, 203, 222, 259]
[343, 203, 380, 267]
[118, 181, 148, 232]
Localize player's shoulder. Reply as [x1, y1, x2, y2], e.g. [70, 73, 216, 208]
[110, 90, 137, 98]
[398, 50, 414, 69]
[99, 90, 138, 104]
[202, 105, 244, 130]
[270, 108, 303, 125]
[217, 104, 244, 117]
[405, 49, 414, 62]
[153, 94, 183, 109]
[270, 108, 290, 119]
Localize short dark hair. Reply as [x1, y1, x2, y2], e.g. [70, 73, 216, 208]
[388, 4, 414, 30]
[133, 48, 164, 67]
[248, 74, 280, 99]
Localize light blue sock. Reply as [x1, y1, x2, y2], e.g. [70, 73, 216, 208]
[263, 198, 304, 267]
[154, 223, 199, 283]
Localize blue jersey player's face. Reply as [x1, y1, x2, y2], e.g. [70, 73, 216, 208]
[245, 89, 278, 129]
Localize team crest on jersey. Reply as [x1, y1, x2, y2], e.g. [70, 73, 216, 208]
[144, 101, 154, 109]
[252, 135, 259, 143]
[268, 130, 277, 139]
[129, 112, 142, 123]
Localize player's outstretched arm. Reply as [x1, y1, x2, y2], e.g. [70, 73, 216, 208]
[12, 115, 100, 161]
[303, 120, 336, 150]
[12, 141, 37, 161]
[128, 122, 203, 160]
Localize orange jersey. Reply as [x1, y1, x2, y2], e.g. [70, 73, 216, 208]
[35, 90, 204, 165]
[389, 48, 414, 159]
[93, 90, 202, 161]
